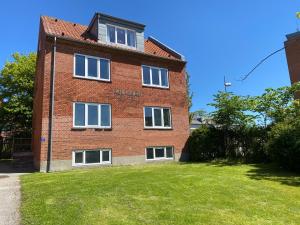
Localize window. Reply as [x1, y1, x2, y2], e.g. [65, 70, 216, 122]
[146, 147, 174, 160]
[144, 107, 171, 129]
[142, 66, 169, 88]
[74, 54, 110, 81]
[107, 25, 136, 48]
[73, 149, 112, 166]
[116, 28, 126, 44]
[73, 103, 111, 128]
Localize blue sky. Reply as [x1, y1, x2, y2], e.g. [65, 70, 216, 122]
[0, 0, 299, 112]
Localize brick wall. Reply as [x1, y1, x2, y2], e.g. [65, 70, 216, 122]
[33, 34, 190, 170]
[285, 36, 300, 98]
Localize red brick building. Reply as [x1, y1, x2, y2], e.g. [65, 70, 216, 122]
[33, 13, 190, 171]
[285, 31, 300, 98]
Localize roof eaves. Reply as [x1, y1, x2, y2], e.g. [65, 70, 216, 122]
[45, 33, 186, 64]
[97, 12, 145, 30]
[148, 36, 185, 61]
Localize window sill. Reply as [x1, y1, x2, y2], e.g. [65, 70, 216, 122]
[71, 127, 87, 131]
[73, 76, 111, 83]
[144, 127, 173, 130]
[94, 128, 112, 131]
[72, 127, 112, 131]
[72, 162, 112, 167]
[146, 158, 174, 162]
[142, 85, 169, 90]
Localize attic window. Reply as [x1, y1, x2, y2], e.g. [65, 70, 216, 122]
[107, 25, 136, 48]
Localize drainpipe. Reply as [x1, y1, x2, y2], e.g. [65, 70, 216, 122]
[46, 36, 57, 172]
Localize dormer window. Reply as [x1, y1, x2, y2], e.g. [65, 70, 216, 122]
[107, 25, 136, 48]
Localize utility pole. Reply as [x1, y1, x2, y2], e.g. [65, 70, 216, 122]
[224, 75, 232, 92]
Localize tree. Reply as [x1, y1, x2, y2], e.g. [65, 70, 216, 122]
[0, 52, 36, 134]
[250, 83, 300, 127]
[266, 114, 300, 172]
[185, 71, 194, 122]
[209, 91, 255, 129]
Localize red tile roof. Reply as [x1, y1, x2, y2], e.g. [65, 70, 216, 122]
[41, 16, 183, 61]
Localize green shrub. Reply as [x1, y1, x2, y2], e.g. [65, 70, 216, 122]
[266, 120, 300, 172]
[188, 126, 268, 163]
[188, 126, 224, 161]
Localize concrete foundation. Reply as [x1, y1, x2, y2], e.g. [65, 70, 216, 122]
[39, 152, 189, 172]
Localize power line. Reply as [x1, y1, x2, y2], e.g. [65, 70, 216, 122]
[239, 46, 285, 81]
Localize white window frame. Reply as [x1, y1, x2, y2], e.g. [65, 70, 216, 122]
[145, 146, 174, 161]
[141, 65, 169, 89]
[72, 149, 112, 166]
[143, 107, 172, 129]
[73, 53, 111, 82]
[106, 24, 137, 49]
[73, 102, 111, 129]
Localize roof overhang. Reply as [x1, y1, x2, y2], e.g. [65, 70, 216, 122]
[45, 33, 186, 65]
[87, 12, 146, 33]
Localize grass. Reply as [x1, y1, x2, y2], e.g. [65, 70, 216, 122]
[21, 162, 300, 225]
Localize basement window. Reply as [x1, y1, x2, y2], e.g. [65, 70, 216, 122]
[144, 107, 171, 129]
[73, 102, 111, 128]
[74, 54, 110, 81]
[72, 149, 111, 166]
[146, 147, 174, 160]
[142, 66, 169, 88]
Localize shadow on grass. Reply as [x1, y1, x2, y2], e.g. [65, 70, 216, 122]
[246, 164, 300, 187]
[202, 159, 300, 187]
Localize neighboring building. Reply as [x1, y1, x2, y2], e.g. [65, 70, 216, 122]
[285, 31, 300, 98]
[190, 116, 215, 132]
[32, 13, 190, 171]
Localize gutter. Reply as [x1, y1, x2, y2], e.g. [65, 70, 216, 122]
[45, 34, 186, 65]
[46, 36, 56, 172]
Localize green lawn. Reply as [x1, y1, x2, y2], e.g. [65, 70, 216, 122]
[21, 162, 300, 225]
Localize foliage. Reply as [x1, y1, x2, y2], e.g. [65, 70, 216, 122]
[266, 100, 300, 172]
[250, 83, 300, 126]
[189, 83, 300, 169]
[209, 91, 255, 129]
[0, 52, 36, 133]
[188, 125, 224, 161]
[21, 163, 300, 225]
[185, 71, 194, 122]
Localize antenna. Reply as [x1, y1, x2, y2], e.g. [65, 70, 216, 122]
[224, 75, 232, 92]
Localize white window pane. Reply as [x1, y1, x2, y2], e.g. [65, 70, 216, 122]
[161, 69, 168, 87]
[117, 28, 125, 44]
[142, 66, 151, 85]
[166, 147, 173, 158]
[155, 148, 165, 158]
[163, 108, 171, 127]
[101, 105, 111, 127]
[75, 55, 85, 76]
[154, 108, 162, 126]
[100, 59, 109, 80]
[144, 107, 153, 127]
[88, 105, 98, 126]
[152, 68, 160, 85]
[85, 151, 100, 164]
[102, 150, 110, 162]
[87, 58, 97, 78]
[127, 30, 136, 47]
[146, 148, 154, 159]
[108, 26, 115, 43]
[74, 103, 85, 126]
[74, 151, 83, 164]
